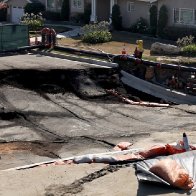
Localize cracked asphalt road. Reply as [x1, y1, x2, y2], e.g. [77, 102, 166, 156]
[0, 53, 195, 195]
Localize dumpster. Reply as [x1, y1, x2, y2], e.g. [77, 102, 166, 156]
[0, 24, 29, 52]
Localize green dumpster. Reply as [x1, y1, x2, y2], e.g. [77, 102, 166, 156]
[0, 24, 29, 51]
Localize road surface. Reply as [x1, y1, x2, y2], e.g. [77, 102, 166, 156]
[0, 53, 195, 195]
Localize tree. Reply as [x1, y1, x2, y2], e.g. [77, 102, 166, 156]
[0, 2, 7, 21]
[24, 2, 45, 14]
[149, 5, 157, 36]
[111, 4, 122, 30]
[157, 5, 168, 37]
[61, 0, 70, 21]
[83, 3, 91, 24]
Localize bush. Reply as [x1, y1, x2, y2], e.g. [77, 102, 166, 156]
[82, 21, 110, 34]
[157, 5, 168, 37]
[176, 35, 195, 47]
[21, 13, 44, 31]
[82, 31, 112, 44]
[70, 13, 84, 23]
[130, 17, 149, 34]
[24, 2, 45, 14]
[164, 26, 196, 41]
[182, 44, 196, 56]
[61, 0, 70, 21]
[112, 4, 122, 30]
[82, 21, 112, 44]
[42, 11, 61, 21]
[149, 5, 157, 36]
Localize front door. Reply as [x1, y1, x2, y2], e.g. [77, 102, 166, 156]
[96, 0, 110, 22]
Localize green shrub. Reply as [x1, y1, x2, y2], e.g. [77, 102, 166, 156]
[42, 11, 61, 21]
[164, 26, 196, 41]
[82, 21, 110, 34]
[157, 5, 168, 37]
[70, 13, 84, 23]
[149, 5, 157, 36]
[182, 44, 196, 56]
[176, 35, 195, 47]
[112, 4, 122, 30]
[21, 13, 44, 31]
[82, 21, 112, 44]
[61, 0, 70, 21]
[82, 31, 112, 44]
[24, 2, 45, 14]
[130, 17, 149, 34]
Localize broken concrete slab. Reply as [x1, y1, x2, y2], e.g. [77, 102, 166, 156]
[2, 164, 192, 196]
[151, 42, 181, 55]
[0, 53, 195, 196]
[0, 53, 113, 70]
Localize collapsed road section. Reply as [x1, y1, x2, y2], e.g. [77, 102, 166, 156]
[0, 53, 195, 195]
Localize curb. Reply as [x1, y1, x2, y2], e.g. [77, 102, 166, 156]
[30, 50, 118, 68]
[4, 148, 142, 171]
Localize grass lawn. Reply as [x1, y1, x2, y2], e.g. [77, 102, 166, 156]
[57, 31, 173, 58]
[57, 31, 196, 65]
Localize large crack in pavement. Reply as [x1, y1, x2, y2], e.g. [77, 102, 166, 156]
[45, 164, 130, 195]
[0, 65, 195, 171]
[39, 92, 90, 123]
[0, 109, 67, 141]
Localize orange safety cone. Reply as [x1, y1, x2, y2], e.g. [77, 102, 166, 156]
[121, 44, 127, 55]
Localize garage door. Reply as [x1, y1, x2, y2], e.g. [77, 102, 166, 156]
[11, 6, 24, 23]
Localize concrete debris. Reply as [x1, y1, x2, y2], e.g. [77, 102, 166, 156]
[106, 89, 169, 107]
[151, 42, 181, 55]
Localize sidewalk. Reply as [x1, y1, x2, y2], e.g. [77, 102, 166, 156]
[30, 24, 82, 44]
[44, 23, 82, 39]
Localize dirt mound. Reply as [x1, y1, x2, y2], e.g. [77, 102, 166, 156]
[0, 142, 63, 158]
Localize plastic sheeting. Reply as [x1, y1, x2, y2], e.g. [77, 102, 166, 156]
[135, 151, 196, 190]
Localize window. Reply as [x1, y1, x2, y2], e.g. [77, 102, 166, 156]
[174, 8, 196, 25]
[127, 2, 135, 12]
[147, 3, 152, 10]
[72, 0, 82, 9]
[47, 0, 55, 9]
[147, 3, 152, 15]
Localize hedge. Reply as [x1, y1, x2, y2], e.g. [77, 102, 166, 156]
[42, 11, 61, 21]
[164, 26, 196, 41]
[182, 44, 196, 56]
